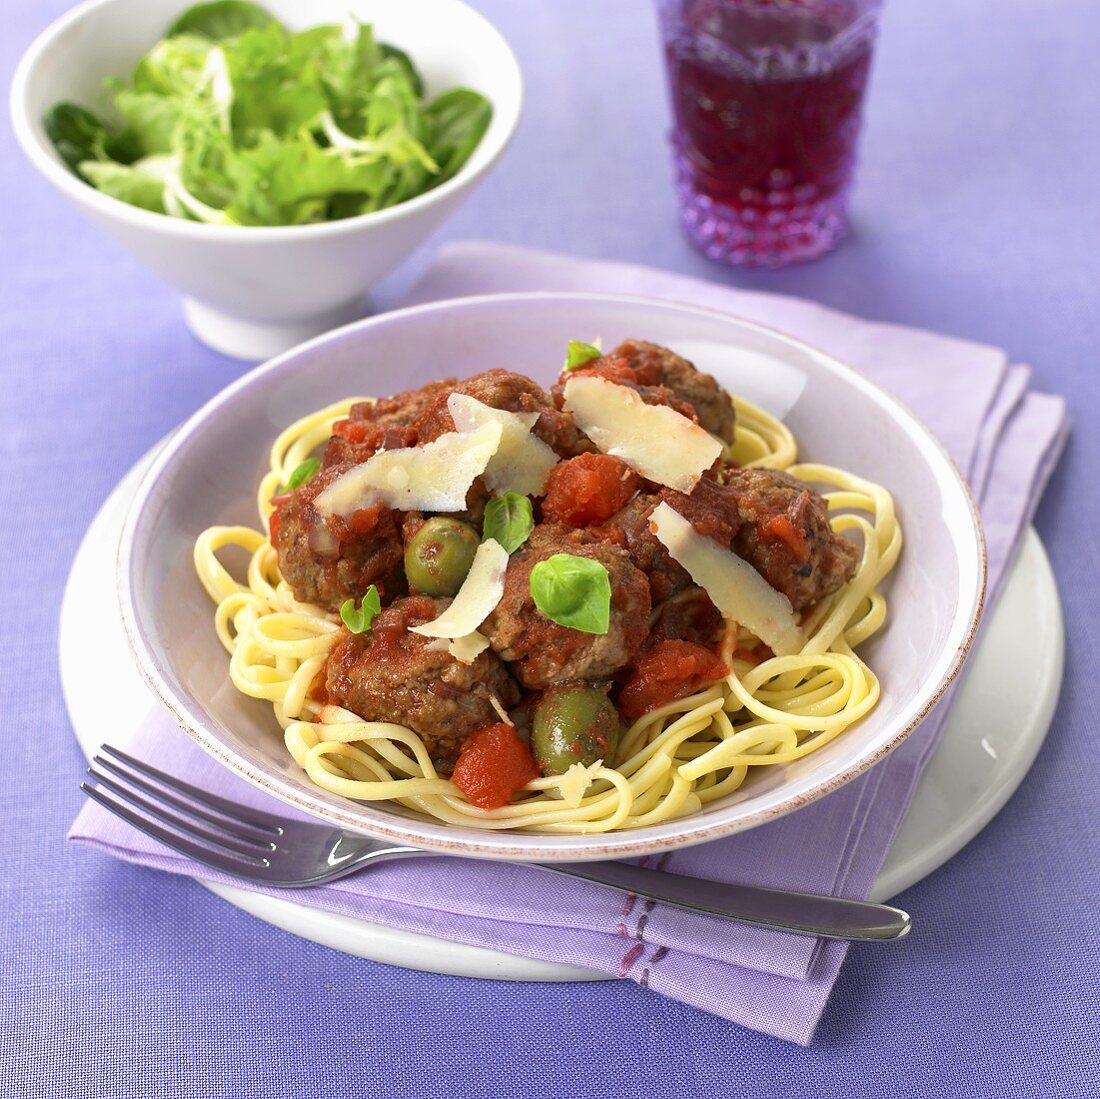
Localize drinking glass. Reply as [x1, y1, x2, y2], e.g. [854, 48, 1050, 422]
[657, 0, 882, 267]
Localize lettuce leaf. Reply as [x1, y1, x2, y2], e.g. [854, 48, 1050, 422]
[166, 1, 279, 41]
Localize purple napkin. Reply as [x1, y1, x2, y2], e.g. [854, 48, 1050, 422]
[69, 243, 1069, 1044]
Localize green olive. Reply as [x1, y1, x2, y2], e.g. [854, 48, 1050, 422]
[404, 517, 479, 596]
[531, 686, 620, 776]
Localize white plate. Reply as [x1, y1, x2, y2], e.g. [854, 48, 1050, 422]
[61, 445, 1064, 981]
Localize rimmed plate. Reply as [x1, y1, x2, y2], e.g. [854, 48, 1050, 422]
[115, 292, 986, 861]
[61, 448, 1062, 980]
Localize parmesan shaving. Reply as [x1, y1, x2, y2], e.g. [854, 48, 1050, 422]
[314, 421, 503, 517]
[649, 502, 803, 656]
[447, 393, 559, 496]
[447, 631, 491, 665]
[562, 375, 722, 492]
[409, 539, 509, 639]
[488, 693, 514, 725]
[551, 761, 603, 808]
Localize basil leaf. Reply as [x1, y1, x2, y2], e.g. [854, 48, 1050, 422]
[166, 1, 279, 41]
[339, 586, 381, 634]
[529, 554, 611, 635]
[565, 340, 602, 371]
[482, 493, 534, 555]
[285, 457, 321, 491]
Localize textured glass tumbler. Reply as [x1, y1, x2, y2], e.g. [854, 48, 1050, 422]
[657, 0, 882, 267]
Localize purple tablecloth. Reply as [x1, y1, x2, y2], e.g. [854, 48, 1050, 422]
[3, 0, 1097, 1095]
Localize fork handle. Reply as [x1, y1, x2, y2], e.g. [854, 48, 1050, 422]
[541, 861, 910, 941]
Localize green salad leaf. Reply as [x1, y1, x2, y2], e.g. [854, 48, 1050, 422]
[379, 43, 424, 99]
[166, 1, 279, 41]
[45, 4, 493, 226]
[340, 586, 381, 635]
[529, 554, 611, 635]
[44, 103, 137, 173]
[78, 158, 170, 213]
[482, 493, 534, 555]
[424, 88, 492, 182]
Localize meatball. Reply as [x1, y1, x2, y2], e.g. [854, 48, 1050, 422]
[483, 525, 651, 690]
[599, 478, 742, 603]
[648, 587, 724, 648]
[724, 467, 859, 610]
[271, 463, 405, 612]
[325, 596, 521, 771]
[414, 369, 593, 457]
[323, 379, 457, 467]
[610, 339, 736, 441]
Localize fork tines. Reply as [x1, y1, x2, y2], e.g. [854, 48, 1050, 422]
[83, 745, 283, 871]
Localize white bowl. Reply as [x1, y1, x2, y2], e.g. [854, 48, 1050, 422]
[117, 292, 987, 862]
[10, 0, 522, 360]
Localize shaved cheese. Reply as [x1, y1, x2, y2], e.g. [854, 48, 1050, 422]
[410, 539, 509, 639]
[447, 393, 559, 496]
[314, 421, 502, 517]
[649, 502, 803, 656]
[562, 375, 722, 493]
[448, 631, 491, 665]
[551, 761, 603, 807]
[428, 631, 492, 664]
[488, 694, 514, 725]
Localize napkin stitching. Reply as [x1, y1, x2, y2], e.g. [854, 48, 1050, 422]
[615, 853, 672, 979]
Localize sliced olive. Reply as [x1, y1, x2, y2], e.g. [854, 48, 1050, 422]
[404, 517, 479, 596]
[532, 686, 620, 776]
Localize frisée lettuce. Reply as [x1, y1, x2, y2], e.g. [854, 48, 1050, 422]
[44, 2, 492, 226]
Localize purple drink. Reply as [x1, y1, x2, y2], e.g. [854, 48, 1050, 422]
[658, 0, 882, 267]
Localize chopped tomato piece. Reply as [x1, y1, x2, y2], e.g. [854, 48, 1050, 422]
[617, 640, 728, 719]
[760, 514, 810, 562]
[541, 453, 642, 527]
[452, 723, 538, 810]
[268, 508, 283, 542]
[342, 502, 386, 538]
[333, 418, 374, 445]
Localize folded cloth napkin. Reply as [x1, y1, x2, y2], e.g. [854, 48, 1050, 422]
[69, 243, 1069, 1044]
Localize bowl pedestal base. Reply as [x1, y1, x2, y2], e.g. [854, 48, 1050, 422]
[183, 296, 368, 361]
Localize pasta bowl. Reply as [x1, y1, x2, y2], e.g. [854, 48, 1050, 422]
[117, 292, 986, 862]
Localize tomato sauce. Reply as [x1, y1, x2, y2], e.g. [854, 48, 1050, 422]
[618, 640, 729, 719]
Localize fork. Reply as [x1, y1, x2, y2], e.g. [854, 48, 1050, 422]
[82, 744, 910, 942]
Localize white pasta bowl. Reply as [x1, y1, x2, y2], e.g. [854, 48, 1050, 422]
[10, 0, 522, 361]
[117, 292, 986, 862]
